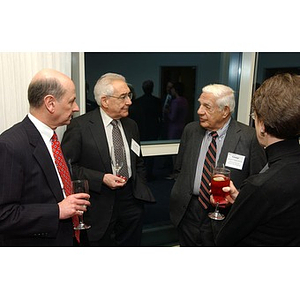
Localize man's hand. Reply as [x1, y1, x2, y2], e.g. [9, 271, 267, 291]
[58, 193, 91, 219]
[103, 173, 127, 190]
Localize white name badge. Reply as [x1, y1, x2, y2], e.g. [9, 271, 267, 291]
[131, 138, 140, 157]
[225, 152, 245, 170]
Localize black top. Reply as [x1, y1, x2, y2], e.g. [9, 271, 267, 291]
[216, 138, 300, 246]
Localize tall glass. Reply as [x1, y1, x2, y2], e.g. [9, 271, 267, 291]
[208, 167, 230, 220]
[72, 179, 91, 230]
[110, 146, 127, 182]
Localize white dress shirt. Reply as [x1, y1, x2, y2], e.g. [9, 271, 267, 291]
[28, 113, 65, 196]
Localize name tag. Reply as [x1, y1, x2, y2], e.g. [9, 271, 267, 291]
[131, 138, 140, 157]
[225, 152, 245, 170]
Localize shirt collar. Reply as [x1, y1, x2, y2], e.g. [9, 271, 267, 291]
[207, 118, 231, 139]
[28, 113, 54, 141]
[100, 107, 116, 127]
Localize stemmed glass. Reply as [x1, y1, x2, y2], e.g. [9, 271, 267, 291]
[110, 146, 127, 181]
[72, 179, 91, 230]
[208, 167, 231, 221]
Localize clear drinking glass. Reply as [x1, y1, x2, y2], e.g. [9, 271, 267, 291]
[72, 179, 91, 230]
[208, 167, 231, 221]
[110, 146, 127, 182]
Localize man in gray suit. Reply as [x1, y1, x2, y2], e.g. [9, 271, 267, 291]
[170, 84, 267, 246]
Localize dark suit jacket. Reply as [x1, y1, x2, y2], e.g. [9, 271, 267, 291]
[61, 108, 155, 241]
[129, 94, 162, 141]
[170, 118, 267, 228]
[0, 116, 73, 246]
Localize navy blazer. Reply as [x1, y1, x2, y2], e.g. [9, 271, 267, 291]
[170, 119, 267, 228]
[61, 108, 155, 241]
[0, 116, 73, 246]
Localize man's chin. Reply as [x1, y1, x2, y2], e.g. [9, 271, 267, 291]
[199, 120, 208, 128]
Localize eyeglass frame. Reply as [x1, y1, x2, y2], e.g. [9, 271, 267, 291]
[106, 92, 133, 101]
[250, 112, 256, 120]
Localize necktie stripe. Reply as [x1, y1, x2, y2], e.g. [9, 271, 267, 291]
[198, 132, 218, 209]
[200, 182, 210, 194]
[198, 190, 209, 209]
[202, 172, 210, 186]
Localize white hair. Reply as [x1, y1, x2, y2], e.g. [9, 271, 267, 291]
[93, 73, 126, 106]
[202, 84, 235, 112]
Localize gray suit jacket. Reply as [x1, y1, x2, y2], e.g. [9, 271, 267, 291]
[170, 118, 267, 228]
[0, 116, 73, 246]
[61, 109, 155, 241]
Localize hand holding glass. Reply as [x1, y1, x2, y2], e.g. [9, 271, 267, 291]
[208, 167, 230, 221]
[111, 146, 127, 182]
[72, 179, 91, 230]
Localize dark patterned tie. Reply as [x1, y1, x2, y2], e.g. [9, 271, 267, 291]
[51, 132, 80, 243]
[111, 120, 129, 179]
[198, 131, 218, 209]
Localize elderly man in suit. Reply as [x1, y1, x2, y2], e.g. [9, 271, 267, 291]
[170, 84, 267, 246]
[62, 73, 155, 247]
[0, 69, 90, 246]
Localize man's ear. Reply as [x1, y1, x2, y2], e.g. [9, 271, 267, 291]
[101, 96, 108, 109]
[44, 95, 56, 114]
[223, 105, 230, 118]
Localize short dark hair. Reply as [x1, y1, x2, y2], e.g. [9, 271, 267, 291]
[252, 73, 300, 139]
[142, 80, 154, 94]
[28, 77, 66, 108]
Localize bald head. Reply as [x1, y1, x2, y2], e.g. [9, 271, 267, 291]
[28, 69, 72, 108]
[27, 69, 78, 130]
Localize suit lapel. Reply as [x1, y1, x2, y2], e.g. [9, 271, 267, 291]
[120, 118, 135, 170]
[88, 109, 112, 172]
[24, 117, 64, 202]
[190, 124, 206, 180]
[218, 119, 241, 164]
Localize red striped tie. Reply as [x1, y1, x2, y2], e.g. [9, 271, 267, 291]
[198, 131, 218, 209]
[51, 132, 80, 243]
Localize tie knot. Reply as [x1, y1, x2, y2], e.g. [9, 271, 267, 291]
[211, 131, 218, 139]
[111, 120, 118, 127]
[51, 132, 58, 142]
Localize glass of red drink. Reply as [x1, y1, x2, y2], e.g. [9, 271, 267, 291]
[208, 167, 230, 220]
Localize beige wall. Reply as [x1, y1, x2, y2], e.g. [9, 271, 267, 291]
[0, 52, 72, 139]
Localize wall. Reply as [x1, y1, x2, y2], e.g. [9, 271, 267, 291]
[0, 52, 72, 139]
[85, 52, 225, 113]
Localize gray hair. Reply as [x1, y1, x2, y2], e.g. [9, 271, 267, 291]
[93, 73, 126, 106]
[202, 84, 235, 113]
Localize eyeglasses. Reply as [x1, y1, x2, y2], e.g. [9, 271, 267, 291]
[250, 112, 256, 120]
[107, 92, 133, 101]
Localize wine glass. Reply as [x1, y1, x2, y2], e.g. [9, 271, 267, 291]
[110, 146, 127, 181]
[208, 167, 231, 221]
[72, 179, 91, 230]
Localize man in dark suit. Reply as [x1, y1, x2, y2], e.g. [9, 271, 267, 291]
[62, 73, 155, 246]
[129, 79, 162, 180]
[129, 79, 161, 142]
[170, 84, 267, 246]
[0, 69, 90, 246]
